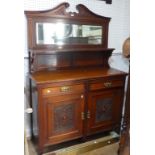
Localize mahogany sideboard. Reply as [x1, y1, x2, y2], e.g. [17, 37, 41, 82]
[25, 3, 127, 154]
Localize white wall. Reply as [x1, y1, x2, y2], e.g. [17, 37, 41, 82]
[24, 0, 130, 137]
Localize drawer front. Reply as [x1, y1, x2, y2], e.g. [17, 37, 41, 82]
[42, 84, 84, 96]
[90, 80, 124, 91]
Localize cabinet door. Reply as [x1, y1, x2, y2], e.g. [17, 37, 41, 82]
[42, 94, 85, 145]
[87, 89, 123, 135]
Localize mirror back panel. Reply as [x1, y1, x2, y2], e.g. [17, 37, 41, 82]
[25, 2, 111, 51]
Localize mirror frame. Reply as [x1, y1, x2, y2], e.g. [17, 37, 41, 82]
[25, 2, 111, 52]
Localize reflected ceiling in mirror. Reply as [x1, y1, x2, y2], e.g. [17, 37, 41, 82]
[36, 23, 102, 45]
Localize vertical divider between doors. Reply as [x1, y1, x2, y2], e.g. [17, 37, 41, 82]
[83, 82, 89, 140]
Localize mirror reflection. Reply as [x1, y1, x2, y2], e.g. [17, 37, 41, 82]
[36, 23, 102, 45]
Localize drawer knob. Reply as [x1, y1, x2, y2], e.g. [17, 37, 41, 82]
[60, 86, 70, 92]
[81, 95, 84, 99]
[104, 82, 112, 88]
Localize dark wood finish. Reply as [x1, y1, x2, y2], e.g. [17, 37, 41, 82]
[87, 88, 124, 135]
[25, 2, 111, 51]
[25, 3, 127, 154]
[89, 79, 124, 91]
[42, 93, 85, 146]
[119, 75, 130, 155]
[32, 69, 126, 153]
[25, 1, 113, 72]
[30, 68, 126, 84]
[42, 84, 84, 96]
[29, 49, 114, 72]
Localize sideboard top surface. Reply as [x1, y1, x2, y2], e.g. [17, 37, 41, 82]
[30, 67, 127, 85]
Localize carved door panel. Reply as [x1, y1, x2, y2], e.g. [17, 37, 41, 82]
[87, 89, 123, 135]
[43, 94, 85, 145]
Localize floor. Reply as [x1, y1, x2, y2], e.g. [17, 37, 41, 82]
[26, 132, 120, 155]
[28, 140, 119, 155]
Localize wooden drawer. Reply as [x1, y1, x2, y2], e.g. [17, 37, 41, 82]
[42, 84, 84, 96]
[89, 80, 124, 91]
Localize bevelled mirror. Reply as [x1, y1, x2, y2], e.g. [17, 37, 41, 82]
[36, 23, 102, 45]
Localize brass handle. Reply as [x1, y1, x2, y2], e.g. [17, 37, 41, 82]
[81, 95, 84, 99]
[87, 110, 90, 119]
[60, 86, 70, 92]
[81, 112, 85, 120]
[104, 82, 112, 88]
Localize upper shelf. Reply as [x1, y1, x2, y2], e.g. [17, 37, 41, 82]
[29, 48, 115, 54]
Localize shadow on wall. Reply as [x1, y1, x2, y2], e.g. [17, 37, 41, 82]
[109, 54, 129, 72]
